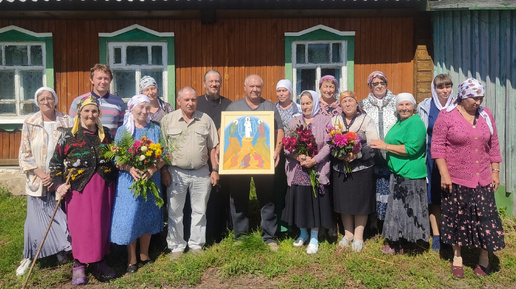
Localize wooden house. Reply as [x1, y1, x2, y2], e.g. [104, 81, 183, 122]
[0, 0, 432, 166]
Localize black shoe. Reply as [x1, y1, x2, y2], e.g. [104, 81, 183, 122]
[127, 264, 137, 274]
[139, 259, 154, 267]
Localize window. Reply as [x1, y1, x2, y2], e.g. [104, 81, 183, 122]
[0, 26, 53, 121]
[285, 25, 355, 102]
[99, 25, 175, 103]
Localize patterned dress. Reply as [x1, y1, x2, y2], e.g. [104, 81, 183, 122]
[110, 122, 164, 245]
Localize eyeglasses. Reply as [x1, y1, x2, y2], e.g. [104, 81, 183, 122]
[371, 82, 386, 87]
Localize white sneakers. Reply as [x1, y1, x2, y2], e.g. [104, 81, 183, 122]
[306, 243, 319, 254]
[293, 236, 308, 247]
[16, 258, 32, 276]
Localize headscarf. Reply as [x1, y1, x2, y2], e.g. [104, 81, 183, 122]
[318, 75, 339, 95]
[34, 87, 58, 105]
[395, 93, 416, 106]
[276, 79, 293, 99]
[71, 95, 105, 141]
[340, 91, 366, 115]
[430, 78, 454, 111]
[139, 76, 158, 93]
[367, 71, 388, 89]
[123, 94, 151, 135]
[300, 90, 320, 118]
[447, 78, 493, 134]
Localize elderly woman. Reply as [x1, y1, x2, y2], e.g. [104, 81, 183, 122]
[274, 79, 301, 234]
[431, 78, 504, 278]
[275, 79, 301, 126]
[417, 74, 454, 252]
[331, 91, 378, 252]
[16, 87, 72, 276]
[318, 75, 342, 117]
[139, 76, 173, 122]
[282, 90, 333, 254]
[370, 93, 429, 254]
[49, 95, 118, 285]
[110, 95, 165, 274]
[359, 71, 397, 226]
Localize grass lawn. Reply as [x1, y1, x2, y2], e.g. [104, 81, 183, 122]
[1, 186, 516, 289]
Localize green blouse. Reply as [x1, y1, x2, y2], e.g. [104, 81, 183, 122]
[384, 114, 427, 179]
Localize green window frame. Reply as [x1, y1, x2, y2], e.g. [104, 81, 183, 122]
[0, 25, 53, 126]
[285, 25, 355, 102]
[99, 24, 175, 105]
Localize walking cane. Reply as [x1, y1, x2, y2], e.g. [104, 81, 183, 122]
[22, 169, 75, 289]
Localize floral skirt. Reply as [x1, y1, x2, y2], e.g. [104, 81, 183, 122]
[441, 184, 505, 251]
[374, 166, 391, 220]
[382, 175, 430, 242]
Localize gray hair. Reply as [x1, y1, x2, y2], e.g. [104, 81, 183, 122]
[177, 86, 197, 99]
[203, 70, 222, 82]
[244, 74, 264, 87]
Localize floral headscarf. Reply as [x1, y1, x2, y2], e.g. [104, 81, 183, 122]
[447, 78, 493, 134]
[123, 94, 151, 135]
[139, 76, 158, 93]
[367, 71, 388, 90]
[71, 95, 105, 141]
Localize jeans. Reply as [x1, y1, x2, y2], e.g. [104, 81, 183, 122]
[229, 175, 277, 243]
[166, 165, 211, 252]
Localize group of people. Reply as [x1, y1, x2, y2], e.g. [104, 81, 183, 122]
[17, 63, 505, 285]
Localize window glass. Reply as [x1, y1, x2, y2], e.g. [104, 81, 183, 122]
[0, 71, 15, 100]
[5, 45, 28, 66]
[296, 69, 316, 94]
[332, 43, 341, 63]
[296, 44, 305, 64]
[127, 46, 148, 65]
[151, 46, 162, 65]
[307, 43, 330, 64]
[0, 104, 16, 115]
[21, 103, 38, 115]
[113, 70, 135, 99]
[20, 70, 43, 101]
[30, 45, 43, 66]
[114, 47, 122, 64]
[321, 68, 341, 82]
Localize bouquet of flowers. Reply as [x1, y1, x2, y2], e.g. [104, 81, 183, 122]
[100, 131, 171, 207]
[282, 123, 320, 198]
[326, 123, 362, 174]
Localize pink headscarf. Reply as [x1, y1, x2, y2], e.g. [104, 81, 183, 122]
[367, 71, 388, 89]
[318, 75, 339, 94]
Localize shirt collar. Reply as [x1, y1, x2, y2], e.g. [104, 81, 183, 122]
[91, 90, 110, 99]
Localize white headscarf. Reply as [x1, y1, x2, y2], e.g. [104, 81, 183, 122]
[123, 94, 151, 135]
[300, 90, 320, 118]
[34, 87, 58, 105]
[447, 78, 493, 134]
[395, 93, 416, 106]
[276, 79, 293, 99]
[431, 81, 454, 110]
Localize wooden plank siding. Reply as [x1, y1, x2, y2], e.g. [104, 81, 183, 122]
[0, 16, 429, 162]
[433, 10, 516, 214]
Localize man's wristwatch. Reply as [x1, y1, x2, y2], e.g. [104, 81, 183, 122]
[212, 168, 219, 173]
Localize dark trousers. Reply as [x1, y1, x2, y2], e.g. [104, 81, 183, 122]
[229, 175, 277, 243]
[205, 176, 231, 243]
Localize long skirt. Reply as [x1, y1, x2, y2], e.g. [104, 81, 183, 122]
[333, 167, 375, 215]
[65, 173, 115, 264]
[23, 193, 71, 259]
[282, 184, 334, 229]
[441, 184, 505, 251]
[382, 174, 430, 242]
